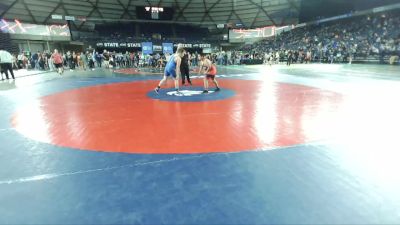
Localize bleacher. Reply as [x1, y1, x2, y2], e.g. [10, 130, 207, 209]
[240, 9, 400, 64]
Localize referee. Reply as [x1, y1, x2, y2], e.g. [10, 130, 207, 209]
[181, 51, 192, 86]
[0, 49, 15, 80]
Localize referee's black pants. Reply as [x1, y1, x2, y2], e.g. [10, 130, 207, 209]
[181, 66, 191, 85]
[0, 63, 15, 79]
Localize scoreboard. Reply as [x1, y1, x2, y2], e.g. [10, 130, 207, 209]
[136, 6, 174, 20]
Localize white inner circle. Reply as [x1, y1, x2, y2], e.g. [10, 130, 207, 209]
[166, 90, 215, 96]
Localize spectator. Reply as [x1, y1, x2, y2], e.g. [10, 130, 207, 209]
[0, 49, 16, 79]
[51, 49, 64, 75]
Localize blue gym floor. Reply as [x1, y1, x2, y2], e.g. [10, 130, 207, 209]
[0, 64, 399, 224]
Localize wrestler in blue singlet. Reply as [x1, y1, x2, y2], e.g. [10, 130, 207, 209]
[165, 54, 177, 77]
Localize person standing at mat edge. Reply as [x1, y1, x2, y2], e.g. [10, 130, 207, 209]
[52, 49, 64, 75]
[154, 45, 185, 94]
[0, 49, 15, 80]
[199, 53, 220, 93]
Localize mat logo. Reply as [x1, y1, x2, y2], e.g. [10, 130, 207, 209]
[166, 90, 214, 96]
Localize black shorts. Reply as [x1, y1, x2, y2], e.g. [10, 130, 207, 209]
[54, 63, 63, 68]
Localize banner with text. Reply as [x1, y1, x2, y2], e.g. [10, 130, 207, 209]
[142, 42, 153, 54]
[96, 42, 141, 48]
[173, 43, 211, 48]
[162, 43, 173, 54]
[229, 26, 275, 43]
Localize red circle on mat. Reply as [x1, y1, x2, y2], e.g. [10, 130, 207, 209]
[11, 79, 342, 154]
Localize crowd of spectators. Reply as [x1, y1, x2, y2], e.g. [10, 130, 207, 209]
[5, 10, 400, 76]
[236, 10, 400, 65]
[7, 48, 203, 75]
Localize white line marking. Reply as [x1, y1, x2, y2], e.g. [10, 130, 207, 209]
[0, 140, 329, 185]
